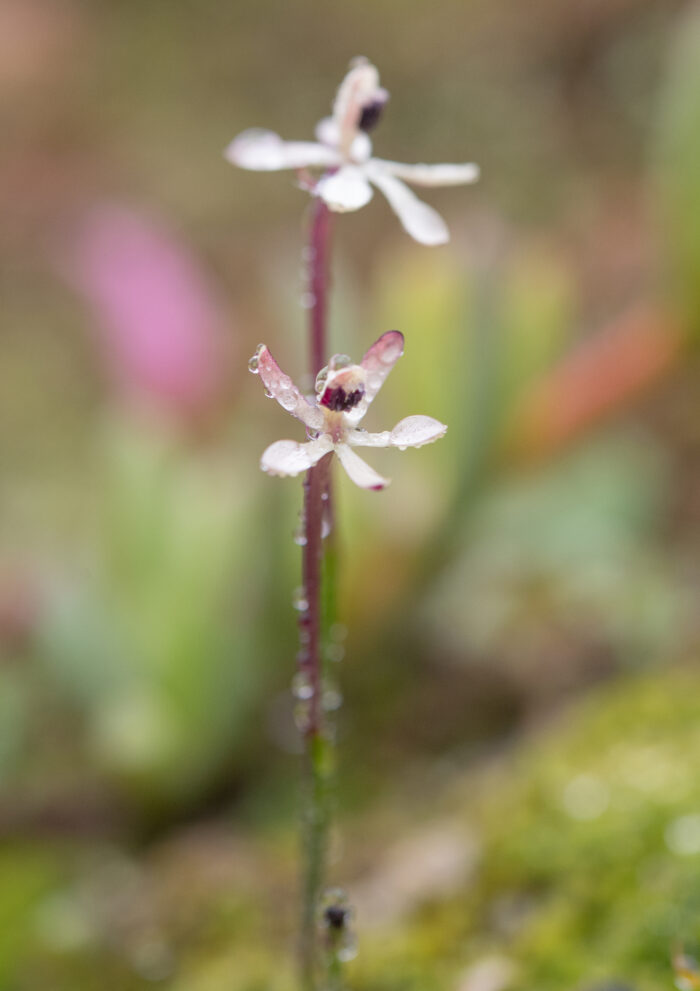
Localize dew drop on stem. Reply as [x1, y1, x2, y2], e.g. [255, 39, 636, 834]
[292, 671, 314, 701]
[293, 587, 309, 612]
[323, 687, 343, 711]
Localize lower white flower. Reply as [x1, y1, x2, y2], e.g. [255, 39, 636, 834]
[225, 59, 479, 246]
[249, 331, 447, 490]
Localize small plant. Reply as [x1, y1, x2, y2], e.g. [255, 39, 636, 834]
[226, 58, 478, 990]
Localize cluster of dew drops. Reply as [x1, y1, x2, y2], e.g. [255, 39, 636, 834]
[292, 603, 347, 733]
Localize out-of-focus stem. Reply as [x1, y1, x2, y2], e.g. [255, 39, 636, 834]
[309, 200, 332, 381]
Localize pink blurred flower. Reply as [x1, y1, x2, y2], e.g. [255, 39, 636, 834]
[67, 206, 229, 424]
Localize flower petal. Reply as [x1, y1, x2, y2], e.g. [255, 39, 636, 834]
[315, 166, 373, 212]
[373, 159, 480, 186]
[345, 429, 392, 448]
[225, 129, 338, 171]
[389, 415, 447, 447]
[315, 116, 339, 147]
[315, 119, 371, 160]
[332, 59, 382, 155]
[347, 416, 447, 449]
[345, 330, 404, 426]
[335, 443, 390, 490]
[256, 345, 324, 430]
[261, 437, 333, 477]
[367, 170, 450, 245]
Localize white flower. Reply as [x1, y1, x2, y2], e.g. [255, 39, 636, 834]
[225, 58, 479, 246]
[249, 330, 447, 490]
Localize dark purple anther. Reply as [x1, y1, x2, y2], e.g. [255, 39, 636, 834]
[320, 385, 365, 412]
[358, 98, 386, 133]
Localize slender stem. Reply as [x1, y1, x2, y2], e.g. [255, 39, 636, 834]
[309, 200, 332, 380]
[299, 198, 334, 991]
[299, 455, 331, 742]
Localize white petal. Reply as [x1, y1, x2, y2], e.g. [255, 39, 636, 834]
[332, 59, 382, 154]
[390, 415, 447, 448]
[315, 118, 372, 161]
[349, 132, 372, 163]
[373, 159, 480, 186]
[315, 166, 373, 212]
[315, 116, 339, 147]
[346, 429, 392, 448]
[256, 345, 324, 430]
[335, 443, 390, 490]
[368, 170, 449, 245]
[347, 416, 447, 449]
[261, 437, 333, 477]
[224, 129, 338, 171]
[345, 330, 404, 426]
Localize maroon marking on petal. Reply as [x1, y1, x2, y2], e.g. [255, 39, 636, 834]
[370, 483, 385, 491]
[320, 384, 365, 412]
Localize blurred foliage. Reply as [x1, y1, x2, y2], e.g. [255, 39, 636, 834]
[655, 2, 700, 337]
[39, 421, 266, 808]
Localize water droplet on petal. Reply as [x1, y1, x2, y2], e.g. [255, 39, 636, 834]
[294, 528, 308, 547]
[248, 343, 265, 374]
[315, 365, 329, 396]
[264, 389, 273, 399]
[280, 388, 297, 411]
[301, 291, 316, 309]
[329, 354, 353, 371]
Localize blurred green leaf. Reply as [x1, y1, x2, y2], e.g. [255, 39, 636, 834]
[654, 2, 700, 338]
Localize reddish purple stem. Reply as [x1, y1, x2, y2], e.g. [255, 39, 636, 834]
[299, 200, 332, 742]
[299, 454, 330, 741]
[309, 200, 332, 381]
[299, 199, 333, 989]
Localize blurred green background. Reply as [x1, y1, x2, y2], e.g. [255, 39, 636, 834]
[1, 0, 699, 988]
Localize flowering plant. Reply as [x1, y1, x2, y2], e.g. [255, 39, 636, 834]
[229, 57, 474, 989]
[250, 331, 447, 490]
[226, 58, 479, 244]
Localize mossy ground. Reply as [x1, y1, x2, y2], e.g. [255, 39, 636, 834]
[6, 664, 699, 990]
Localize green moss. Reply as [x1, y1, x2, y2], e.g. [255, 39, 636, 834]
[352, 668, 700, 990]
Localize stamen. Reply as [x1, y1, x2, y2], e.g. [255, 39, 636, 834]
[358, 98, 386, 133]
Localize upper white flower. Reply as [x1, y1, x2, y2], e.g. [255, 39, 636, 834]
[225, 58, 479, 246]
[249, 330, 447, 490]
